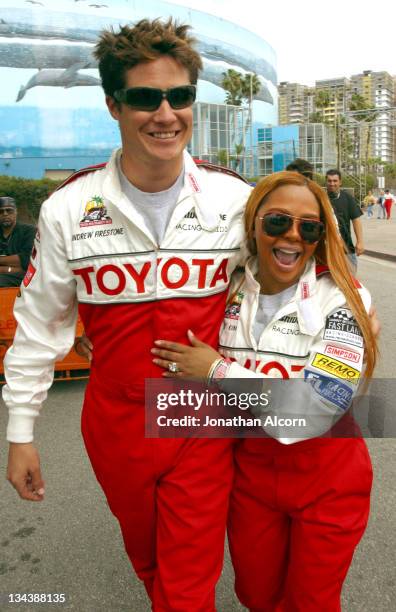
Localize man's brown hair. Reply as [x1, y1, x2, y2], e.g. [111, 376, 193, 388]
[94, 18, 203, 97]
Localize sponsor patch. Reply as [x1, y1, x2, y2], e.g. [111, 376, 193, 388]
[80, 196, 112, 227]
[301, 281, 310, 300]
[323, 308, 363, 348]
[324, 344, 361, 364]
[225, 291, 244, 320]
[310, 353, 360, 383]
[304, 371, 353, 411]
[272, 314, 300, 336]
[23, 262, 36, 287]
[187, 173, 201, 193]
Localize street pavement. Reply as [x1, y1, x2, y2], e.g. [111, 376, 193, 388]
[0, 218, 395, 612]
[360, 211, 396, 260]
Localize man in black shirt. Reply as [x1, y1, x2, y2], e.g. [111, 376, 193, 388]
[326, 169, 364, 272]
[0, 196, 36, 287]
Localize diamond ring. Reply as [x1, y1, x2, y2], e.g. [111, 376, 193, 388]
[168, 362, 179, 373]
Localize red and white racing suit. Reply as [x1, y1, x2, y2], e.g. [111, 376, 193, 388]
[3, 149, 252, 611]
[219, 258, 373, 612]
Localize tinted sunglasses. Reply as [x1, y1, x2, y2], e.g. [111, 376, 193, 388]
[258, 212, 325, 244]
[113, 85, 196, 111]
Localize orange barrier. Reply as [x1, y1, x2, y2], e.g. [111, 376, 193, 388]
[0, 288, 90, 383]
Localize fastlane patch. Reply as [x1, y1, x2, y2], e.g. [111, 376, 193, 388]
[323, 308, 363, 348]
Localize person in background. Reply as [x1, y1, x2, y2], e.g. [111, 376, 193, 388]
[152, 171, 378, 612]
[286, 158, 314, 180]
[376, 190, 386, 219]
[363, 190, 376, 218]
[326, 169, 363, 272]
[0, 196, 36, 288]
[383, 189, 394, 220]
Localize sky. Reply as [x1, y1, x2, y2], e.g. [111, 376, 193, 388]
[169, 0, 396, 85]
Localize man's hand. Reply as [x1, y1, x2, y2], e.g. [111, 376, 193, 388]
[355, 242, 365, 256]
[7, 443, 45, 502]
[369, 306, 381, 340]
[74, 333, 93, 361]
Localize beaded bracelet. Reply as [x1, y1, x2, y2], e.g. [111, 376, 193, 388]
[207, 358, 232, 385]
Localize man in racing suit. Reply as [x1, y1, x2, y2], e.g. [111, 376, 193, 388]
[3, 19, 251, 611]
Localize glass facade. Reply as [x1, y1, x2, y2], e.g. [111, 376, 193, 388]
[256, 124, 336, 176]
[190, 103, 251, 173]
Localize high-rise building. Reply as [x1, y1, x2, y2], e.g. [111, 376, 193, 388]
[349, 71, 394, 163]
[278, 82, 313, 125]
[278, 72, 395, 164]
[314, 78, 351, 124]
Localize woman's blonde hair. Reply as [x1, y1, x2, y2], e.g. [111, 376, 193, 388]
[244, 171, 377, 379]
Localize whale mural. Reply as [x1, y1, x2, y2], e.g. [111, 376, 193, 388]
[0, 0, 278, 175]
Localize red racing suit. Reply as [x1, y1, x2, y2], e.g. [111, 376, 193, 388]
[218, 258, 373, 612]
[3, 149, 252, 611]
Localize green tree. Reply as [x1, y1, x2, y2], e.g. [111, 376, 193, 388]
[309, 111, 324, 123]
[384, 163, 396, 179]
[221, 69, 243, 106]
[314, 89, 333, 123]
[229, 143, 245, 171]
[348, 93, 379, 172]
[216, 149, 229, 167]
[0, 175, 61, 221]
[240, 73, 261, 102]
[221, 70, 261, 107]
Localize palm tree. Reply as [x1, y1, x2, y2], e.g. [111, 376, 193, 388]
[221, 70, 261, 175]
[309, 111, 323, 123]
[216, 149, 229, 167]
[221, 69, 243, 106]
[230, 143, 245, 172]
[314, 89, 333, 123]
[240, 73, 261, 102]
[349, 93, 379, 174]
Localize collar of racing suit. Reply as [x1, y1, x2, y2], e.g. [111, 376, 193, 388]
[242, 256, 326, 337]
[100, 148, 220, 232]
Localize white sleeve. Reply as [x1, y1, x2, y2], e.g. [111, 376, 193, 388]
[221, 296, 370, 444]
[2, 196, 78, 443]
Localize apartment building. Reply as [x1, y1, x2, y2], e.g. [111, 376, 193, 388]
[349, 71, 394, 163]
[278, 82, 313, 125]
[278, 72, 395, 164]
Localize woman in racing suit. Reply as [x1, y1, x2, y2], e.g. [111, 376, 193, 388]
[152, 171, 378, 612]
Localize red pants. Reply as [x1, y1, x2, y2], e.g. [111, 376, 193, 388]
[81, 374, 234, 611]
[384, 199, 392, 219]
[228, 437, 372, 612]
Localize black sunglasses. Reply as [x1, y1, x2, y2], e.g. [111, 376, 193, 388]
[113, 85, 196, 111]
[258, 212, 325, 244]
